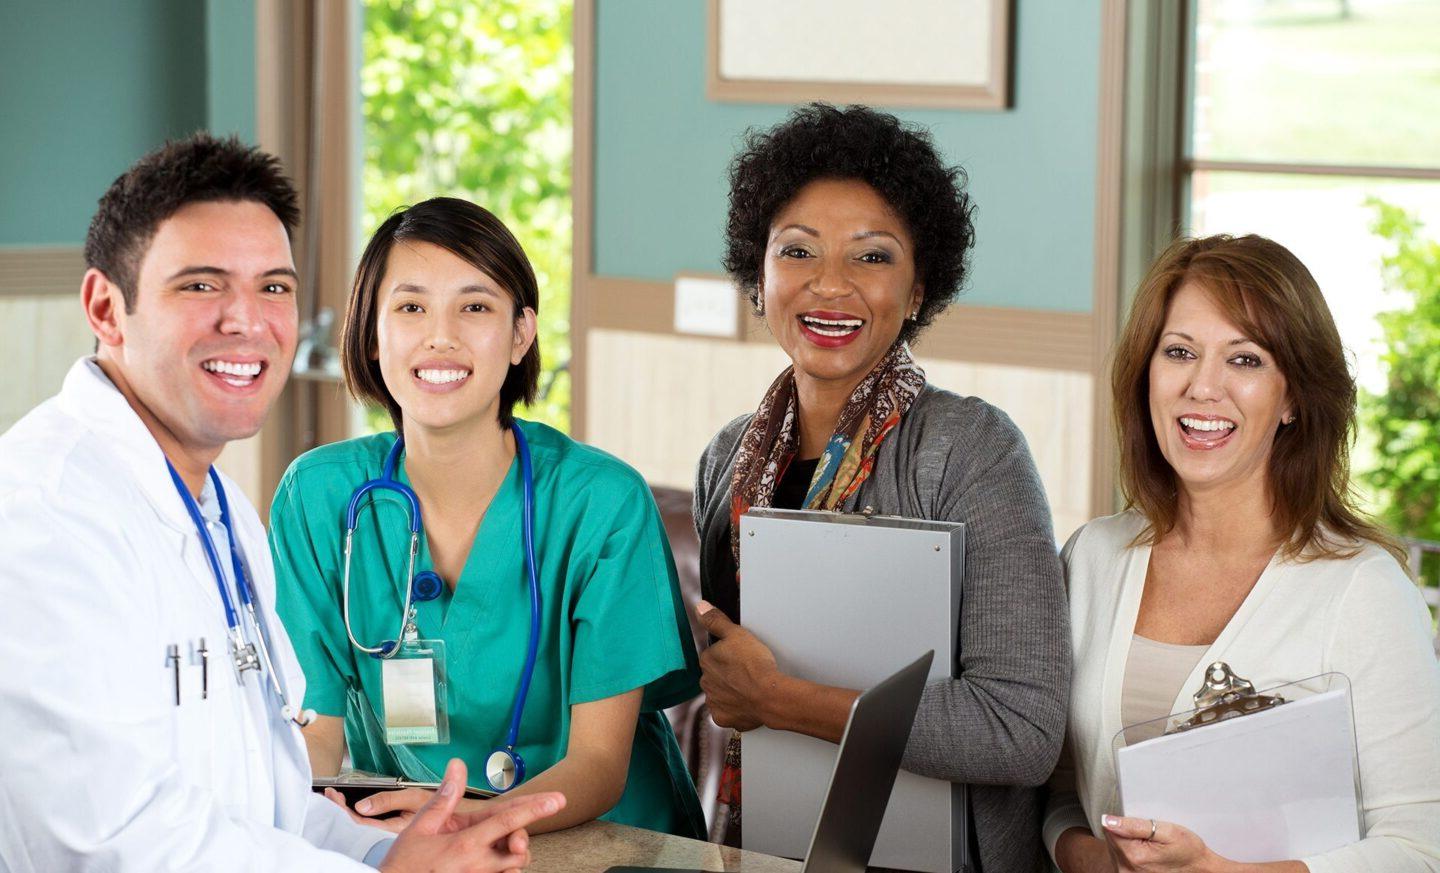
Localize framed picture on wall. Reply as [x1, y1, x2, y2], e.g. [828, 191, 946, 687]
[707, 0, 1012, 110]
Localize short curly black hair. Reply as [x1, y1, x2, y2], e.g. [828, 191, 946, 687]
[723, 103, 975, 344]
[84, 132, 300, 313]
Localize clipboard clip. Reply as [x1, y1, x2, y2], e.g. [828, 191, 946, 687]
[1167, 661, 1286, 734]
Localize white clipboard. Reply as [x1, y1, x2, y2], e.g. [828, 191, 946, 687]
[1114, 663, 1363, 863]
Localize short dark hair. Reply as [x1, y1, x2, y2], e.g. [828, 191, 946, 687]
[342, 197, 541, 432]
[84, 132, 300, 311]
[723, 103, 976, 344]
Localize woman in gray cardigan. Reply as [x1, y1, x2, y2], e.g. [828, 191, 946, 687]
[691, 103, 1070, 873]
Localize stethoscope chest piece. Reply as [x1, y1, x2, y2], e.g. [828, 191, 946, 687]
[411, 570, 444, 603]
[486, 747, 524, 792]
[344, 424, 542, 791]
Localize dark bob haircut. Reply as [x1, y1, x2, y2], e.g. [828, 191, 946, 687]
[723, 103, 975, 344]
[342, 197, 540, 432]
[84, 132, 299, 312]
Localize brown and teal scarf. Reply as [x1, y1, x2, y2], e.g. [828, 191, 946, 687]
[718, 339, 925, 810]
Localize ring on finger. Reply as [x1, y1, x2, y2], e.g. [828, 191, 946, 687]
[1148, 818, 1157, 841]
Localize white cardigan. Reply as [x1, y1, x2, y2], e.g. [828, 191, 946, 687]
[1043, 511, 1440, 873]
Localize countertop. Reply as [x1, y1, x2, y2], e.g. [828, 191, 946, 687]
[527, 820, 803, 872]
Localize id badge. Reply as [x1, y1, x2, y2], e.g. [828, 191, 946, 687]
[381, 639, 450, 745]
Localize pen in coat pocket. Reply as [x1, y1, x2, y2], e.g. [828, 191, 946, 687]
[167, 644, 181, 705]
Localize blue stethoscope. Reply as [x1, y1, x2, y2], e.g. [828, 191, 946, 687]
[340, 421, 540, 792]
[166, 462, 317, 728]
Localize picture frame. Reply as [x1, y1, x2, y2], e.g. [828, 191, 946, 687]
[707, 0, 1012, 110]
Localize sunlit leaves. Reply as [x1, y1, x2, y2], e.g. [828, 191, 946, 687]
[1361, 200, 1440, 558]
[362, 0, 573, 430]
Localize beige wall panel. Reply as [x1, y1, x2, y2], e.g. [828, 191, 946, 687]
[217, 435, 265, 511]
[917, 358, 1093, 544]
[585, 329, 1092, 544]
[0, 295, 94, 433]
[585, 330, 790, 491]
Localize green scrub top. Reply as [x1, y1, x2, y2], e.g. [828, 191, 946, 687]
[270, 421, 705, 838]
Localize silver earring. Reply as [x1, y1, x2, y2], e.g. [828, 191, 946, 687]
[754, 296, 765, 316]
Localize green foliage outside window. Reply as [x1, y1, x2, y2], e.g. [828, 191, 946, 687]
[1360, 200, 1440, 586]
[362, 0, 573, 432]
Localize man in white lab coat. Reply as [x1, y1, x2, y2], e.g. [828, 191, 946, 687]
[0, 134, 564, 872]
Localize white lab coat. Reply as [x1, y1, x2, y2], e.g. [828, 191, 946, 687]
[0, 359, 390, 871]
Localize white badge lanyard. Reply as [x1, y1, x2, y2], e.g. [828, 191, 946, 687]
[165, 462, 315, 727]
[340, 421, 541, 792]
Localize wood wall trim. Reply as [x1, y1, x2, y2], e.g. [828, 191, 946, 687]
[248, 0, 359, 513]
[1187, 158, 1440, 182]
[0, 246, 85, 298]
[571, 0, 596, 439]
[1090, 0, 1128, 518]
[582, 274, 1094, 371]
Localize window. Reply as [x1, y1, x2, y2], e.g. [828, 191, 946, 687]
[1184, 0, 1440, 400]
[1180, 0, 1440, 606]
[359, 0, 574, 434]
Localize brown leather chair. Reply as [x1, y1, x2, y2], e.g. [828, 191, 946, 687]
[651, 485, 729, 839]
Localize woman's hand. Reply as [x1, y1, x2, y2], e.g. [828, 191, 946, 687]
[1100, 815, 1216, 872]
[696, 600, 782, 731]
[325, 785, 486, 834]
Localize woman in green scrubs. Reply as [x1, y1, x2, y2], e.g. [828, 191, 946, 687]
[269, 197, 705, 838]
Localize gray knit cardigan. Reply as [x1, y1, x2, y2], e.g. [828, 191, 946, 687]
[693, 384, 1070, 873]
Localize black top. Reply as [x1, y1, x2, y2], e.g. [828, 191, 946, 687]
[712, 456, 819, 624]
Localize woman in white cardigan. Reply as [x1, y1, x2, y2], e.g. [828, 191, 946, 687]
[1045, 234, 1440, 873]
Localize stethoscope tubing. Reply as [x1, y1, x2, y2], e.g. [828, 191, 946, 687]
[167, 463, 312, 725]
[342, 436, 424, 656]
[508, 422, 541, 752]
[168, 463, 243, 632]
[341, 423, 540, 777]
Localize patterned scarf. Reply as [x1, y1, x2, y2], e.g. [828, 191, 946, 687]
[717, 339, 925, 809]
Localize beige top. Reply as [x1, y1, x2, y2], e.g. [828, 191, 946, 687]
[1120, 634, 1208, 744]
[1046, 511, 1440, 871]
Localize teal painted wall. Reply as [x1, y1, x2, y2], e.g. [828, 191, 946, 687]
[0, 0, 255, 247]
[207, 0, 257, 140]
[593, 1, 1101, 313]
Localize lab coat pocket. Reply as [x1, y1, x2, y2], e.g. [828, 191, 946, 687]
[169, 646, 219, 786]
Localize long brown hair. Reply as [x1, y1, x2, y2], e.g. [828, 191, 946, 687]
[1112, 234, 1405, 565]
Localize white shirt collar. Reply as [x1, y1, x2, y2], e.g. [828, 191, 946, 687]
[56, 357, 200, 532]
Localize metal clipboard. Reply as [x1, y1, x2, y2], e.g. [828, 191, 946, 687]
[740, 508, 969, 873]
[1113, 662, 1363, 863]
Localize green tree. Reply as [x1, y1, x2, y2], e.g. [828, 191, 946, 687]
[1361, 200, 1440, 580]
[362, 0, 573, 430]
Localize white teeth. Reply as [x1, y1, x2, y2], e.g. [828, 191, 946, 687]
[202, 360, 262, 377]
[801, 315, 864, 327]
[1180, 417, 1235, 432]
[801, 315, 863, 337]
[416, 368, 470, 385]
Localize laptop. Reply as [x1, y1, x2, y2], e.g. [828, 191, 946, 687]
[607, 649, 934, 873]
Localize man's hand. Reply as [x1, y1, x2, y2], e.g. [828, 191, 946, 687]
[696, 600, 782, 732]
[377, 758, 564, 873]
